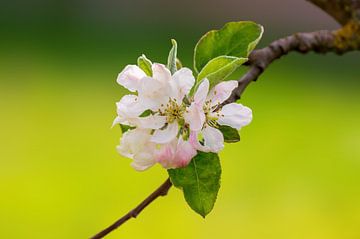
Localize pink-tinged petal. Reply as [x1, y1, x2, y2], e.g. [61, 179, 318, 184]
[207, 80, 238, 107]
[151, 122, 178, 144]
[184, 103, 205, 131]
[135, 115, 167, 129]
[171, 67, 195, 102]
[202, 126, 224, 153]
[155, 140, 176, 168]
[194, 79, 209, 106]
[218, 103, 252, 129]
[172, 138, 197, 168]
[152, 63, 172, 84]
[117, 65, 146, 92]
[155, 138, 197, 169]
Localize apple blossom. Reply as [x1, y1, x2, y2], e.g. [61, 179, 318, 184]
[114, 61, 252, 171]
[114, 62, 200, 170]
[186, 79, 252, 153]
[115, 63, 195, 139]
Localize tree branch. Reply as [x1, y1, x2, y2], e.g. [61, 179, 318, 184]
[226, 8, 360, 103]
[307, 0, 360, 25]
[90, 178, 172, 239]
[91, 1, 360, 238]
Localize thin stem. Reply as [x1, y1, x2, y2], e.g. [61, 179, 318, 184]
[90, 178, 172, 239]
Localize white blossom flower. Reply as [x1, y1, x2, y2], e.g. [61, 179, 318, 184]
[185, 79, 252, 153]
[114, 63, 195, 145]
[114, 63, 199, 170]
[114, 62, 253, 171]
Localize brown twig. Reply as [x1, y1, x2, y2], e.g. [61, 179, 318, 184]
[90, 178, 172, 239]
[91, 1, 360, 238]
[227, 0, 360, 103]
[226, 29, 337, 103]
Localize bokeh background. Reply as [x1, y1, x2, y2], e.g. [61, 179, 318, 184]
[1, 0, 360, 238]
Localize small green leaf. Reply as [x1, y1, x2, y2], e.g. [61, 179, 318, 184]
[120, 124, 133, 133]
[194, 21, 264, 73]
[139, 109, 152, 117]
[167, 39, 178, 74]
[218, 125, 240, 143]
[168, 152, 221, 217]
[137, 54, 152, 76]
[197, 55, 247, 88]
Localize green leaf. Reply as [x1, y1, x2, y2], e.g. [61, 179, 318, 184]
[168, 152, 221, 217]
[137, 54, 152, 76]
[197, 55, 247, 88]
[194, 21, 264, 73]
[218, 125, 240, 143]
[139, 109, 152, 117]
[167, 39, 178, 74]
[120, 124, 133, 133]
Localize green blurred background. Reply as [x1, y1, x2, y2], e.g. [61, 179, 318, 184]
[1, 1, 360, 238]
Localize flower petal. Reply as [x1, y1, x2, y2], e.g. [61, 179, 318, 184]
[116, 95, 145, 116]
[117, 65, 146, 92]
[135, 115, 167, 129]
[115, 95, 146, 126]
[184, 103, 205, 131]
[117, 128, 156, 171]
[151, 122, 178, 144]
[218, 103, 252, 129]
[155, 140, 176, 168]
[194, 78, 209, 106]
[131, 152, 156, 171]
[171, 67, 195, 102]
[117, 128, 152, 158]
[138, 76, 170, 110]
[155, 137, 197, 169]
[207, 80, 238, 107]
[152, 63, 172, 84]
[112, 116, 122, 128]
[202, 126, 224, 153]
[189, 131, 208, 152]
[173, 138, 197, 167]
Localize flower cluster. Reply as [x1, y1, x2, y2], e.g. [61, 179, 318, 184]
[113, 63, 252, 171]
